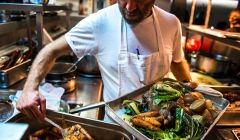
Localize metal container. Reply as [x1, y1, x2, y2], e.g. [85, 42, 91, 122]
[0, 101, 14, 123]
[7, 110, 134, 140]
[0, 56, 10, 70]
[197, 54, 230, 75]
[45, 62, 77, 93]
[209, 86, 240, 127]
[103, 79, 229, 140]
[0, 59, 31, 88]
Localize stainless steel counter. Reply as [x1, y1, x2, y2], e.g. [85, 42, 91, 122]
[4, 75, 103, 120]
[0, 123, 29, 140]
[61, 76, 103, 119]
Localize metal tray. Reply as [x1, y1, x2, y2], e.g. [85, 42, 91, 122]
[7, 110, 133, 140]
[0, 59, 31, 88]
[210, 86, 240, 127]
[104, 80, 230, 140]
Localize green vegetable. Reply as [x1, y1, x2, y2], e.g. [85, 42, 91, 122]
[151, 83, 180, 93]
[163, 81, 186, 93]
[150, 83, 182, 105]
[192, 115, 204, 125]
[174, 108, 184, 133]
[122, 100, 142, 115]
[181, 113, 205, 139]
[129, 102, 140, 114]
[122, 114, 132, 125]
[137, 128, 189, 140]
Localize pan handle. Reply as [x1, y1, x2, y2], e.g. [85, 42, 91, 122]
[69, 101, 105, 114]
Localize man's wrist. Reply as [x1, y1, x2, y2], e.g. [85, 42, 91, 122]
[182, 79, 192, 83]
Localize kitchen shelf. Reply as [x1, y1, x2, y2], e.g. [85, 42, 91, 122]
[185, 25, 240, 49]
[0, 15, 64, 35]
[0, 3, 71, 51]
[0, 3, 68, 12]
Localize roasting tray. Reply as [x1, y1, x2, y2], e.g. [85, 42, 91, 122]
[104, 79, 230, 140]
[0, 59, 31, 88]
[7, 110, 133, 140]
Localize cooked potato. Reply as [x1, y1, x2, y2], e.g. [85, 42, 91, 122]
[183, 94, 199, 104]
[205, 100, 213, 109]
[190, 99, 206, 113]
[202, 109, 213, 124]
[190, 92, 204, 99]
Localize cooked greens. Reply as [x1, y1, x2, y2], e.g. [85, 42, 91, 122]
[150, 83, 182, 105]
[121, 79, 220, 140]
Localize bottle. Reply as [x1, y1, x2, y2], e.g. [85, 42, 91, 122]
[79, 0, 84, 15]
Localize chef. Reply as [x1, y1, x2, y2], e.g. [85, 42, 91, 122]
[17, 0, 197, 121]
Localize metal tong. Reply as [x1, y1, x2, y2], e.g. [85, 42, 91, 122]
[44, 117, 65, 137]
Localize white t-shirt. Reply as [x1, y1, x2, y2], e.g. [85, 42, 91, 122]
[126, 15, 158, 55]
[65, 4, 184, 101]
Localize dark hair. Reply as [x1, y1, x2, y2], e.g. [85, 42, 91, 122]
[230, 8, 240, 14]
[229, 8, 240, 24]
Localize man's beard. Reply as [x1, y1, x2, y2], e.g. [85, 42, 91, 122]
[118, 5, 153, 25]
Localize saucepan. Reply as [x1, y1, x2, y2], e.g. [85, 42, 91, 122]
[197, 54, 231, 76]
[45, 62, 77, 93]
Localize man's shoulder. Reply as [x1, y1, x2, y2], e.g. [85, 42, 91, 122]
[154, 6, 180, 25]
[154, 6, 179, 22]
[93, 4, 120, 19]
[80, 4, 120, 27]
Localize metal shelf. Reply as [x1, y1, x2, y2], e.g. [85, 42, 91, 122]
[0, 3, 69, 12]
[186, 25, 240, 48]
[0, 3, 71, 51]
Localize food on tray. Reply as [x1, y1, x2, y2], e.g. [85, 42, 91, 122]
[64, 124, 94, 140]
[30, 124, 94, 140]
[122, 80, 221, 140]
[30, 127, 63, 140]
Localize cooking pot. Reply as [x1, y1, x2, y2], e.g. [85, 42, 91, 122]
[76, 55, 101, 77]
[197, 54, 230, 76]
[45, 62, 77, 93]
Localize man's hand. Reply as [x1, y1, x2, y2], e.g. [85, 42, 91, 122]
[16, 36, 70, 122]
[185, 80, 199, 89]
[16, 90, 46, 122]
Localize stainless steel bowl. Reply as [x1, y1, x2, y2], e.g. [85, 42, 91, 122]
[45, 62, 77, 93]
[197, 54, 230, 75]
